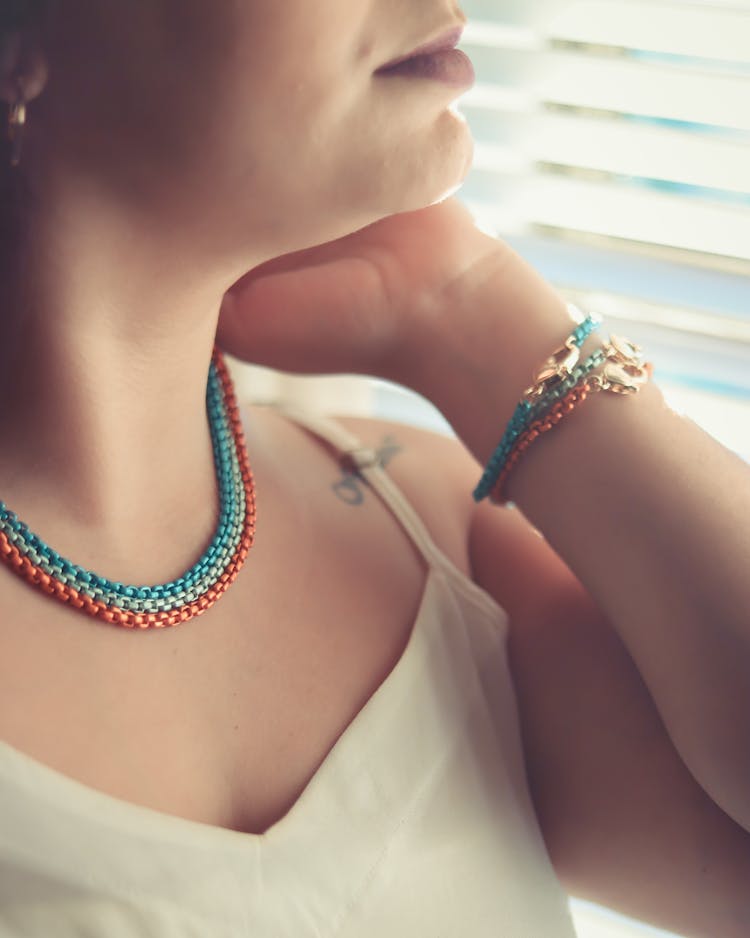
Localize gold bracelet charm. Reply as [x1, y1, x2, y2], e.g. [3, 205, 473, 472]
[589, 335, 652, 394]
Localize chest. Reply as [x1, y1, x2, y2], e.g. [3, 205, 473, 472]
[0, 483, 428, 836]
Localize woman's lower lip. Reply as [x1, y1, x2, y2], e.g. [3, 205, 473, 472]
[375, 48, 475, 88]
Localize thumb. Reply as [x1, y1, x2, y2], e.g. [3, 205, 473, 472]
[216, 256, 392, 375]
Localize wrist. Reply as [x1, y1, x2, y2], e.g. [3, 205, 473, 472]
[399, 244, 587, 465]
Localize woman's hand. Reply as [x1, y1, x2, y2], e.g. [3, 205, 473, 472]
[216, 196, 523, 388]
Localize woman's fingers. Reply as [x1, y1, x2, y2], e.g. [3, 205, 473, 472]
[216, 254, 394, 375]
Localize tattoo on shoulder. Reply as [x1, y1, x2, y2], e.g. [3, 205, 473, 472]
[332, 434, 402, 506]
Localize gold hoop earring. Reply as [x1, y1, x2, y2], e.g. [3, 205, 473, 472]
[7, 78, 27, 168]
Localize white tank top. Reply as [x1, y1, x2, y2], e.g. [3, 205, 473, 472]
[0, 405, 579, 937]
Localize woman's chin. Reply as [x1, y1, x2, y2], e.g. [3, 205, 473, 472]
[406, 118, 474, 208]
[260, 119, 475, 254]
[400, 149, 475, 215]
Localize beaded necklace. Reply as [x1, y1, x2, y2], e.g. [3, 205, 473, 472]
[0, 345, 256, 629]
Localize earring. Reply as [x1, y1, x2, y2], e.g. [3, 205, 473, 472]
[7, 77, 26, 168]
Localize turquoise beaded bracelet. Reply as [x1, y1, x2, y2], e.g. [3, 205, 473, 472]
[472, 308, 603, 503]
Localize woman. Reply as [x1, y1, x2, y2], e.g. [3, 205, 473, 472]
[0, 1, 748, 936]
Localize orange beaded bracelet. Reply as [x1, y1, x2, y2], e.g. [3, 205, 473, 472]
[489, 341, 654, 506]
[489, 381, 593, 504]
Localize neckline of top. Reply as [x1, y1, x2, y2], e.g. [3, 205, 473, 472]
[0, 565, 506, 855]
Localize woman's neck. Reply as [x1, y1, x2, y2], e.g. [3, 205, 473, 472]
[0, 197, 248, 581]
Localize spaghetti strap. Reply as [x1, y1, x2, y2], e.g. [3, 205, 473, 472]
[268, 402, 450, 571]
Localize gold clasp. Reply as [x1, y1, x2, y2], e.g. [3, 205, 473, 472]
[599, 361, 649, 394]
[589, 335, 650, 395]
[523, 339, 581, 401]
[606, 335, 644, 366]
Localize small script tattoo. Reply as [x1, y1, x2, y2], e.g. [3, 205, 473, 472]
[332, 435, 402, 506]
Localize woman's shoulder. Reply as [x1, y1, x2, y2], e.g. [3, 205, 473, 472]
[326, 413, 562, 624]
[244, 402, 480, 578]
[319, 412, 480, 578]
[243, 401, 549, 617]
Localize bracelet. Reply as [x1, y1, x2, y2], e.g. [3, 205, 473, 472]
[488, 380, 594, 505]
[487, 337, 654, 505]
[472, 307, 602, 502]
[474, 344, 609, 501]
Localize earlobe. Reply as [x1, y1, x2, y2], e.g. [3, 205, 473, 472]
[0, 32, 48, 106]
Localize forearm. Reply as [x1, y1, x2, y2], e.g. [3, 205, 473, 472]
[416, 251, 750, 831]
[505, 373, 750, 830]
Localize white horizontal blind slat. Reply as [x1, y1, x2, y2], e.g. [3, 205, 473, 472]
[464, 172, 750, 261]
[466, 109, 749, 195]
[547, 0, 750, 63]
[462, 26, 750, 131]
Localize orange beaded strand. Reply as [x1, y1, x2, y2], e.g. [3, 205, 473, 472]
[0, 528, 253, 627]
[489, 381, 593, 505]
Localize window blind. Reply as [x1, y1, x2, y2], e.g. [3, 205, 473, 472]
[444, 0, 750, 462]
[460, 0, 750, 260]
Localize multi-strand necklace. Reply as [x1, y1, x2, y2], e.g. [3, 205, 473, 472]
[0, 345, 256, 629]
